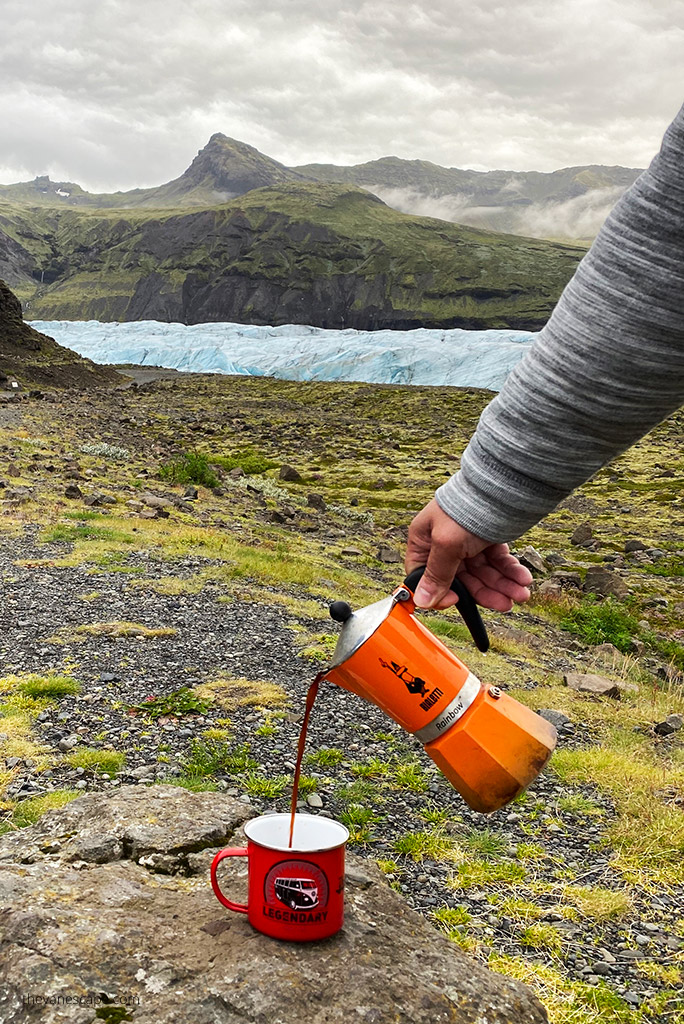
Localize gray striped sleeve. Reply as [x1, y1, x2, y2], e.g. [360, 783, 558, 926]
[436, 102, 684, 543]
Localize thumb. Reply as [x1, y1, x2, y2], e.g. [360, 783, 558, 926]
[413, 553, 461, 609]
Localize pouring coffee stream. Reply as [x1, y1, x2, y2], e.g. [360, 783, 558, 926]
[288, 567, 557, 820]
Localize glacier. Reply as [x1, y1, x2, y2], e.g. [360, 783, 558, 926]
[29, 319, 539, 390]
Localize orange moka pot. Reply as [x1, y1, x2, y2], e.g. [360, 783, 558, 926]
[326, 568, 557, 813]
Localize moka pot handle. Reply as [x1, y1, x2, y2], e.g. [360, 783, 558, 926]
[402, 567, 490, 654]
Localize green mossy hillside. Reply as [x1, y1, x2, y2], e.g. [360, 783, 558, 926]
[4, 184, 585, 328]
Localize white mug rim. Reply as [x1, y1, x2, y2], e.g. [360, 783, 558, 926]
[244, 813, 349, 853]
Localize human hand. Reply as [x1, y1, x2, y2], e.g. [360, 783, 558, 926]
[405, 498, 533, 612]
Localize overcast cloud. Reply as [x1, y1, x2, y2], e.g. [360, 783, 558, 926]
[1, 0, 683, 191]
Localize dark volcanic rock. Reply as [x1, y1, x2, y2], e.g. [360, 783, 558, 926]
[0, 786, 548, 1024]
[0, 279, 120, 389]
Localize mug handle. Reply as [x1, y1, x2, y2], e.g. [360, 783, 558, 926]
[210, 847, 249, 913]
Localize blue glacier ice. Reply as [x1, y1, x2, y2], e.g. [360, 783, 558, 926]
[29, 319, 539, 390]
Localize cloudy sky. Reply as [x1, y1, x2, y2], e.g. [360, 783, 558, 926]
[2, 0, 683, 192]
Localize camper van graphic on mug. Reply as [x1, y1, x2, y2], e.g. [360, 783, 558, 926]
[211, 814, 347, 941]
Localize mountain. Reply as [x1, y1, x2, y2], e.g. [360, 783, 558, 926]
[0, 135, 311, 210]
[1, 183, 585, 330]
[103, 134, 312, 208]
[295, 159, 643, 240]
[0, 278, 120, 388]
[294, 158, 641, 206]
[0, 135, 642, 241]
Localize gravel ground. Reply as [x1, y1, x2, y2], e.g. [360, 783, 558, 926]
[2, 530, 683, 1020]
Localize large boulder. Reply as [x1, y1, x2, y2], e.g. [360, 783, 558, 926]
[0, 785, 547, 1023]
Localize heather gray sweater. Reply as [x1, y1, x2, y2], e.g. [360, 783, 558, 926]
[436, 102, 684, 543]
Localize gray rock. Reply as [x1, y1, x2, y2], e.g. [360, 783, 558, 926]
[571, 523, 593, 546]
[306, 792, 323, 808]
[582, 566, 629, 600]
[538, 709, 572, 730]
[564, 673, 620, 698]
[307, 492, 327, 512]
[0, 786, 547, 1024]
[141, 492, 173, 509]
[83, 493, 105, 507]
[66, 832, 123, 864]
[550, 571, 583, 590]
[279, 465, 303, 482]
[519, 545, 547, 574]
[624, 539, 648, 552]
[377, 546, 402, 563]
[64, 483, 82, 498]
[536, 580, 562, 598]
[126, 764, 156, 779]
[57, 734, 79, 752]
[654, 714, 683, 736]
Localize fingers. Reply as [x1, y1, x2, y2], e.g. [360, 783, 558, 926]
[405, 500, 531, 612]
[456, 570, 515, 612]
[466, 549, 532, 601]
[404, 504, 433, 575]
[410, 501, 485, 608]
[485, 546, 534, 587]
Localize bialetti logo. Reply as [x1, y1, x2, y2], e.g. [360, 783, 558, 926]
[420, 687, 443, 711]
[378, 658, 431, 700]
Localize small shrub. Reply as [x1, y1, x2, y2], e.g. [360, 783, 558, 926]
[557, 596, 639, 653]
[132, 687, 210, 719]
[419, 806, 450, 827]
[376, 858, 399, 874]
[450, 859, 526, 889]
[463, 828, 508, 861]
[210, 449, 277, 475]
[515, 842, 547, 862]
[180, 738, 256, 778]
[350, 756, 392, 779]
[432, 905, 472, 929]
[394, 829, 458, 862]
[244, 773, 288, 799]
[15, 673, 79, 699]
[392, 759, 430, 793]
[294, 774, 318, 797]
[159, 451, 219, 488]
[67, 749, 125, 776]
[339, 804, 381, 845]
[305, 747, 344, 768]
[518, 922, 563, 955]
[335, 779, 375, 804]
[80, 443, 130, 461]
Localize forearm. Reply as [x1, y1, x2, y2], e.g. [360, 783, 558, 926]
[437, 103, 684, 542]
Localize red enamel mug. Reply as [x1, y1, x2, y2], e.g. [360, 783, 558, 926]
[210, 813, 349, 942]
